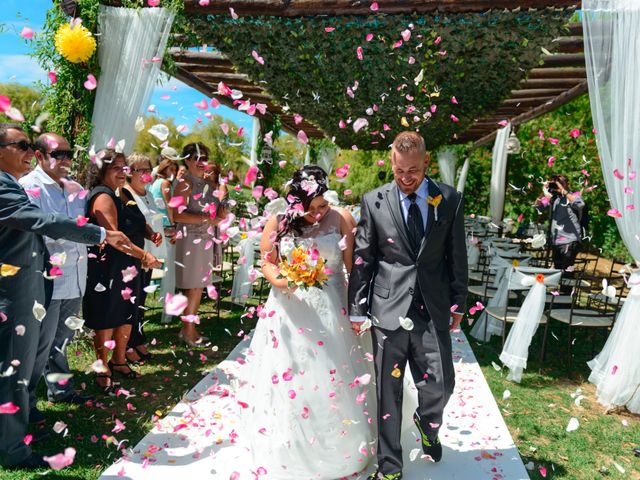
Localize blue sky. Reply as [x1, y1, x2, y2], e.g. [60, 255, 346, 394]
[0, 0, 254, 138]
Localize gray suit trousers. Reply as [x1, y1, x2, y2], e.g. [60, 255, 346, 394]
[372, 305, 455, 475]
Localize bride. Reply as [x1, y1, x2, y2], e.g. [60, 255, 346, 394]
[235, 166, 376, 479]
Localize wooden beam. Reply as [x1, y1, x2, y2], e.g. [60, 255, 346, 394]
[520, 78, 584, 89]
[509, 88, 566, 98]
[183, 0, 580, 16]
[527, 67, 586, 79]
[471, 80, 588, 148]
[541, 53, 585, 68]
[552, 36, 584, 54]
[501, 97, 555, 106]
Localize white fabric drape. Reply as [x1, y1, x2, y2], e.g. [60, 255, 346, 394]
[588, 272, 640, 413]
[489, 124, 511, 226]
[583, 0, 640, 413]
[231, 236, 259, 306]
[437, 148, 457, 186]
[499, 267, 561, 383]
[456, 156, 471, 193]
[90, 6, 175, 152]
[316, 145, 338, 175]
[250, 117, 261, 166]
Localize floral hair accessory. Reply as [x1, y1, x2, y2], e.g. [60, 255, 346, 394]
[512, 259, 520, 267]
[535, 273, 545, 283]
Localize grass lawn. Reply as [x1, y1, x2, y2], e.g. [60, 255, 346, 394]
[465, 319, 640, 480]
[2, 278, 638, 480]
[0, 280, 259, 480]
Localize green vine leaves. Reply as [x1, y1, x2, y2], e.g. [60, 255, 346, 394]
[190, 10, 571, 150]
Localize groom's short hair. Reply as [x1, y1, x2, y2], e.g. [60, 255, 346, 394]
[392, 131, 426, 156]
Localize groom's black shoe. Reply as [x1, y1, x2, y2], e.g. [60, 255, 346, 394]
[368, 472, 402, 480]
[413, 413, 443, 462]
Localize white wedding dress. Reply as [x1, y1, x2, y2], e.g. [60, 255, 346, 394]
[236, 209, 377, 479]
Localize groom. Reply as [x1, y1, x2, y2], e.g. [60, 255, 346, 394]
[348, 131, 468, 479]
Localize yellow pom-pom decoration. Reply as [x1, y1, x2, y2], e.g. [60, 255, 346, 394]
[55, 23, 97, 64]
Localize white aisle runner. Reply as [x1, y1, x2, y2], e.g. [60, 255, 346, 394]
[100, 331, 529, 480]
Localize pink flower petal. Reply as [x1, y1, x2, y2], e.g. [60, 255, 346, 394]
[84, 74, 98, 91]
[244, 165, 259, 186]
[370, 2, 379, 11]
[43, 447, 76, 471]
[164, 292, 189, 316]
[20, 27, 34, 39]
[0, 402, 20, 414]
[0, 96, 10, 113]
[168, 196, 184, 209]
[251, 50, 265, 65]
[48, 71, 58, 84]
[297, 130, 308, 145]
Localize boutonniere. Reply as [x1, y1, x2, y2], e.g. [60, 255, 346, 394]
[427, 194, 443, 221]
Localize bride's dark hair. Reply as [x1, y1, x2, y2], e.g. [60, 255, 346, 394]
[276, 165, 329, 242]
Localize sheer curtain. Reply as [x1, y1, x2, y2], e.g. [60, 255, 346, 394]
[90, 6, 175, 152]
[583, 0, 640, 413]
[437, 147, 457, 186]
[489, 124, 511, 226]
[456, 156, 470, 193]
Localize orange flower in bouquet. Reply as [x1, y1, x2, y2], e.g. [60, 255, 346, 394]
[278, 246, 329, 290]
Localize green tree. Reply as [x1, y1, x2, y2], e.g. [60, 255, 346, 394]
[133, 114, 248, 177]
[0, 83, 45, 131]
[464, 94, 629, 260]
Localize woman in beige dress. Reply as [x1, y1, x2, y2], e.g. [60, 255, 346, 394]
[172, 143, 228, 345]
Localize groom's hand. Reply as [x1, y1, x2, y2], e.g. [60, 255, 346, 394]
[449, 312, 464, 331]
[351, 322, 364, 335]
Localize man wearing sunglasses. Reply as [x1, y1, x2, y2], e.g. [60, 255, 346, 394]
[0, 123, 130, 469]
[19, 133, 95, 428]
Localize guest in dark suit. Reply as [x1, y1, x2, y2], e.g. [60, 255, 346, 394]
[348, 131, 468, 480]
[0, 123, 129, 469]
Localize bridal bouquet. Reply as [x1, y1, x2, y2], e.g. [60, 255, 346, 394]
[278, 246, 329, 290]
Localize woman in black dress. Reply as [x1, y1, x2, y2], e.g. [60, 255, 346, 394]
[84, 149, 161, 389]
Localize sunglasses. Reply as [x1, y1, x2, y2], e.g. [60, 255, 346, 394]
[49, 150, 74, 161]
[0, 140, 35, 151]
[106, 165, 130, 173]
[131, 167, 152, 174]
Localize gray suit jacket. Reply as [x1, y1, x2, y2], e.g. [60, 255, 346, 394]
[348, 178, 468, 331]
[0, 171, 102, 316]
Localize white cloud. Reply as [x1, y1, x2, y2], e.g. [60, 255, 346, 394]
[0, 54, 48, 86]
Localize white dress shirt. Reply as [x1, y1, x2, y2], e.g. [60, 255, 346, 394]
[398, 178, 429, 230]
[19, 166, 89, 300]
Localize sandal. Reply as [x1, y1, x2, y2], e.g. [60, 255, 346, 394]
[133, 346, 153, 361]
[95, 373, 117, 392]
[126, 346, 152, 365]
[108, 361, 141, 380]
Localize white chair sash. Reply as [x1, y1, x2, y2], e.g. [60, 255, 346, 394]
[499, 267, 562, 383]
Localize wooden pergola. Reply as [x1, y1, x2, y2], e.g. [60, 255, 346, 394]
[167, 0, 584, 147]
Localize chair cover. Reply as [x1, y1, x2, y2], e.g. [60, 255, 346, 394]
[499, 267, 562, 382]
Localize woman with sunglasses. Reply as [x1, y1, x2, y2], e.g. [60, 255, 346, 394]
[123, 153, 164, 364]
[83, 149, 161, 390]
[172, 143, 228, 346]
